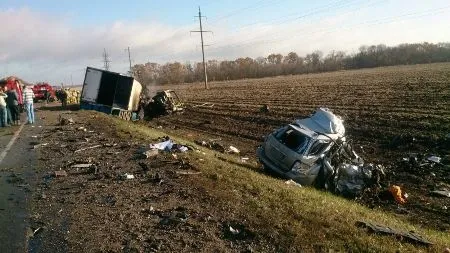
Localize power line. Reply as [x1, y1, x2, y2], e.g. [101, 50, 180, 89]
[208, 0, 277, 24]
[208, 0, 367, 50]
[208, 4, 450, 54]
[191, 6, 212, 89]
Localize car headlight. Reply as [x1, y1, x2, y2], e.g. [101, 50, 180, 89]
[291, 161, 310, 175]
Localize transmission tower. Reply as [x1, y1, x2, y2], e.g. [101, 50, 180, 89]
[126, 46, 133, 76]
[191, 6, 212, 89]
[102, 48, 111, 71]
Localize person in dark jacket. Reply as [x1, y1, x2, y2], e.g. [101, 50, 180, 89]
[6, 88, 20, 125]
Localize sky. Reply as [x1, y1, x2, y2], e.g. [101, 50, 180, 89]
[0, 0, 449, 84]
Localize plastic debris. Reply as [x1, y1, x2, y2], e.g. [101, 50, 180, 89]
[240, 157, 249, 163]
[427, 156, 441, 163]
[285, 179, 302, 188]
[149, 138, 189, 153]
[123, 173, 135, 180]
[389, 185, 407, 204]
[150, 140, 173, 151]
[228, 146, 240, 154]
[229, 226, 240, 235]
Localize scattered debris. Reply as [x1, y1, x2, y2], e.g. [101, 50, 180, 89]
[356, 221, 433, 246]
[427, 156, 441, 163]
[431, 190, 450, 198]
[195, 139, 226, 153]
[285, 179, 302, 188]
[240, 157, 249, 163]
[227, 146, 240, 154]
[148, 137, 190, 153]
[77, 126, 87, 132]
[142, 149, 159, 158]
[59, 115, 75, 125]
[70, 164, 93, 169]
[74, 144, 102, 153]
[260, 104, 270, 113]
[122, 173, 135, 180]
[175, 171, 202, 175]
[193, 102, 214, 108]
[229, 226, 240, 235]
[388, 185, 407, 204]
[33, 143, 49, 149]
[54, 170, 68, 177]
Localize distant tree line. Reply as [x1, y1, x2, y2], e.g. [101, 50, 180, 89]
[132, 42, 450, 85]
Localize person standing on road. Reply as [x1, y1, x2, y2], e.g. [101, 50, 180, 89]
[6, 87, 20, 125]
[0, 87, 8, 127]
[22, 85, 35, 124]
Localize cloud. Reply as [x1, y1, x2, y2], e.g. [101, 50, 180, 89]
[0, 4, 449, 84]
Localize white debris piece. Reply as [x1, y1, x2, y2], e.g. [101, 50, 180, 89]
[229, 226, 240, 235]
[124, 173, 135, 179]
[427, 156, 441, 163]
[228, 146, 240, 154]
[285, 179, 302, 188]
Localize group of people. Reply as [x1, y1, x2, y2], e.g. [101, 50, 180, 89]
[0, 83, 35, 127]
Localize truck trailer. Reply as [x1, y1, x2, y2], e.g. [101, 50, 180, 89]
[80, 67, 142, 120]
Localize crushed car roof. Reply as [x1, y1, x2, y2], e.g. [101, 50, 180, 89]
[294, 108, 345, 139]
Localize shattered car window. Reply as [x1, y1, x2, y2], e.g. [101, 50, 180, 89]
[278, 129, 310, 154]
[309, 141, 329, 156]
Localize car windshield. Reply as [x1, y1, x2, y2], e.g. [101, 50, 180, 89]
[278, 128, 311, 154]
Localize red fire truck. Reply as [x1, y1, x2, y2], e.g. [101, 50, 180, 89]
[32, 82, 56, 102]
[0, 76, 24, 107]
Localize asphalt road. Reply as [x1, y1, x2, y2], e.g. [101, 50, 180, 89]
[0, 116, 43, 253]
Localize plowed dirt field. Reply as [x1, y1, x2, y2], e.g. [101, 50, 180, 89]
[146, 63, 450, 230]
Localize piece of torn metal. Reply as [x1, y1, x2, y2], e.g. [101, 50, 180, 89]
[356, 221, 432, 246]
[74, 144, 102, 153]
[70, 164, 93, 168]
[175, 171, 202, 175]
[431, 190, 450, 198]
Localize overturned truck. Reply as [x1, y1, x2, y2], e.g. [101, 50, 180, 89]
[257, 108, 383, 196]
[80, 67, 142, 120]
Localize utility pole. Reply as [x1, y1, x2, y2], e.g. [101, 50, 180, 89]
[191, 6, 212, 89]
[70, 74, 73, 86]
[127, 46, 132, 76]
[102, 48, 111, 71]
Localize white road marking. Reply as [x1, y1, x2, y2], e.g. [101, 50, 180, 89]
[0, 123, 26, 165]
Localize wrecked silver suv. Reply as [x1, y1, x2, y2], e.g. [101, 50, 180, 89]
[257, 108, 354, 187]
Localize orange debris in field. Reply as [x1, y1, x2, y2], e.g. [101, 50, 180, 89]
[389, 185, 407, 204]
